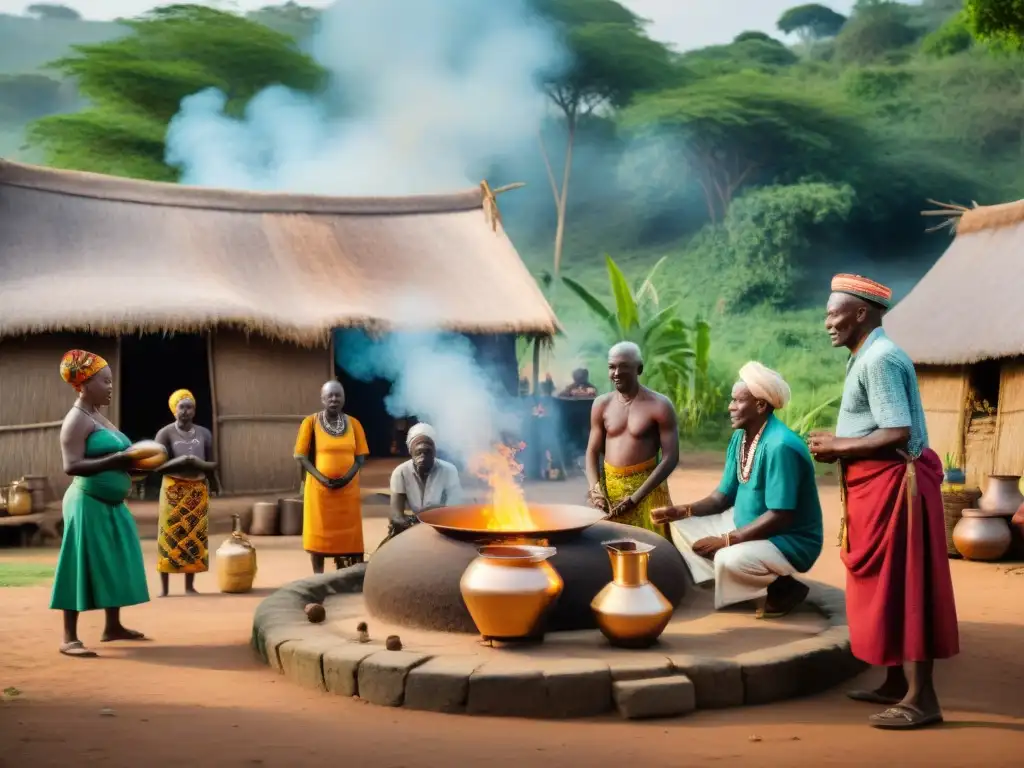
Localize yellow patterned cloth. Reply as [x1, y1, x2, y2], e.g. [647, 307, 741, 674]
[603, 456, 672, 538]
[156, 475, 209, 574]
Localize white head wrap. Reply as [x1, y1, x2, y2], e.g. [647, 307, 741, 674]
[738, 361, 791, 410]
[406, 422, 437, 448]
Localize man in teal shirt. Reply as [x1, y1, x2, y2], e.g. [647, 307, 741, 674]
[653, 362, 824, 617]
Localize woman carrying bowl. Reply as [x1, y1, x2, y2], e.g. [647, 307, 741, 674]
[50, 349, 151, 658]
[152, 389, 219, 597]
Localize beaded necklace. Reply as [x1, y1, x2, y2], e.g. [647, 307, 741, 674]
[318, 410, 348, 437]
[737, 421, 768, 484]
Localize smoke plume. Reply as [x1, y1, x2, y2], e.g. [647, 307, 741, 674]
[165, 0, 563, 195]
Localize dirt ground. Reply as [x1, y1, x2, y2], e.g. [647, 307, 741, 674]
[2, 467, 1023, 768]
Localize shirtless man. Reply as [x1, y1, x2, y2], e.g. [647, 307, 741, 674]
[585, 342, 679, 535]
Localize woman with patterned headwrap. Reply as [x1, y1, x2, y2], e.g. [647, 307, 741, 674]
[153, 389, 219, 597]
[50, 350, 150, 658]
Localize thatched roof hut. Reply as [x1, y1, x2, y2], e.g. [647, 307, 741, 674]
[0, 159, 557, 496]
[885, 200, 1024, 488]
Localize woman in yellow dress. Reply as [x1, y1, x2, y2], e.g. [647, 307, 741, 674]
[294, 380, 369, 573]
[153, 389, 219, 597]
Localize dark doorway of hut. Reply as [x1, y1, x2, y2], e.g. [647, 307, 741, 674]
[334, 365, 396, 459]
[119, 332, 212, 500]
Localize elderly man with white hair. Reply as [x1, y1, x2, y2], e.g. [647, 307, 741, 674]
[383, 423, 463, 545]
[652, 362, 823, 617]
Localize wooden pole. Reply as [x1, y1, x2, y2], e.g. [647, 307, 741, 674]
[113, 335, 122, 426]
[206, 332, 223, 491]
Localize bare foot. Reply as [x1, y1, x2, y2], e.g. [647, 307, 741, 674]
[101, 627, 148, 642]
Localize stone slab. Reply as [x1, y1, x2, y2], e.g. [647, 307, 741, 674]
[667, 655, 743, 709]
[466, 661, 549, 718]
[613, 676, 696, 719]
[357, 650, 432, 707]
[260, 624, 332, 672]
[607, 655, 674, 682]
[278, 638, 339, 692]
[536, 658, 612, 718]
[404, 656, 484, 713]
[323, 642, 380, 697]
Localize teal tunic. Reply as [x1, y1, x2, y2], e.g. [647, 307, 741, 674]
[50, 428, 150, 612]
[717, 414, 824, 573]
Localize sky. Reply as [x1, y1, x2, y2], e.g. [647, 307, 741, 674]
[0, 0, 865, 52]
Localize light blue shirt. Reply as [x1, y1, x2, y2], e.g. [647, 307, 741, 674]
[835, 327, 928, 458]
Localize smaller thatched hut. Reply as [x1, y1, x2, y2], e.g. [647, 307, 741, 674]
[885, 200, 1024, 488]
[0, 160, 557, 496]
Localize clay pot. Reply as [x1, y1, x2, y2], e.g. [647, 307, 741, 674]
[22, 475, 49, 512]
[953, 509, 1012, 561]
[278, 498, 303, 536]
[249, 501, 278, 536]
[459, 544, 563, 642]
[1010, 504, 1024, 560]
[979, 475, 1024, 514]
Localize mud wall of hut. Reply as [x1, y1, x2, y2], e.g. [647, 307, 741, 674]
[0, 333, 120, 496]
[210, 330, 332, 494]
[993, 358, 1024, 477]
[917, 366, 968, 471]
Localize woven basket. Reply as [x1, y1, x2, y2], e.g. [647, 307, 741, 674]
[943, 487, 981, 557]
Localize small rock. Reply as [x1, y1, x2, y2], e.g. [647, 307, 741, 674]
[356, 621, 368, 632]
[304, 603, 326, 623]
[748, 735, 761, 743]
[100, 708, 116, 717]
[385, 635, 402, 651]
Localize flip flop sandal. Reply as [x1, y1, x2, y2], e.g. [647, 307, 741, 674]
[869, 705, 944, 730]
[847, 690, 902, 705]
[59, 641, 97, 658]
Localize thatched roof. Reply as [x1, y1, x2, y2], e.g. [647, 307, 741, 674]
[884, 199, 1024, 365]
[0, 160, 558, 345]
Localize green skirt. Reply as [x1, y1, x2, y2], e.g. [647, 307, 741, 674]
[50, 483, 150, 612]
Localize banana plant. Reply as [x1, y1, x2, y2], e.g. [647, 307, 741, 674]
[562, 255, 695, 394]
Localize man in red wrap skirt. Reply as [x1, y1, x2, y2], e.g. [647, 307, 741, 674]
[807, 274, 959, 731]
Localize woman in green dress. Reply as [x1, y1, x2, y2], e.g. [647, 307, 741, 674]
[51, 349, 151, 658]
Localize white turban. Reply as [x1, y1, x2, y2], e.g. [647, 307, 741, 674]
[406, 422, 437, 448]
[738, 361, 791, 410]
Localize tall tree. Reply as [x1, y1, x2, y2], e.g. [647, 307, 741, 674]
[619, 73, 865, 223]
[28, 4, 325, 180]
[530, 0, 674, 278]
[777, 4, 848, 45]
[26, 3, 81, 20]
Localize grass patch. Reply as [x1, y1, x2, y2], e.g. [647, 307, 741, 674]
[0, 562, 55, 587]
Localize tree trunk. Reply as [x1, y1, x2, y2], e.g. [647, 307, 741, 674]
[552, 116, 577, 278]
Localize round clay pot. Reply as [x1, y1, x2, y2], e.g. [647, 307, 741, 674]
[278, 498, 303, 536]
[979, 475, 1024, 514]
[1010, 504, 1024, 560]
[249, 501, 279, 536]
[953, 509, 1012, 561]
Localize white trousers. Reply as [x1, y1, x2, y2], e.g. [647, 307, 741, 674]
[668, 510, 797, 609]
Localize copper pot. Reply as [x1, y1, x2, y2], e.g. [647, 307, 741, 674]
[7, 480, 33, 517]
[979, 475, 1024, 514]
[591, 539, 673, 648]
[459, 544, 563, 641]
[953, 509, 1012, 561]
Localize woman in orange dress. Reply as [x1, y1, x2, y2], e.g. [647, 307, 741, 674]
[293, 380, 369, 573]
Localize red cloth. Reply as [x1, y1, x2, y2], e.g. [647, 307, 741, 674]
[841, 449, 959, 666]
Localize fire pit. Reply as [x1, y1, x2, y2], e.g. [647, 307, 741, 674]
[363, 503, 690, 633]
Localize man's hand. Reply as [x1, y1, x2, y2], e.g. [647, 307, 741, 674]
[586, 484, 610, 513]
[611, 496, 637, 519]
[807, 431, 839, 463]
[651, 504, 692, 526]
[692, 535, 728, 560]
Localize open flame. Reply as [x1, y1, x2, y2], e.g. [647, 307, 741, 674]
[469, 442, 538, 531]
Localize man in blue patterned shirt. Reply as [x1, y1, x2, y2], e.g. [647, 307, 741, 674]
[808, 274, 958, 731]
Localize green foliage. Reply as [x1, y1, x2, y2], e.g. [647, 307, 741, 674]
[777, 4, 848, 41]
[620, 73, 865, 221]
[697, 182, 856, 309]
[776, 389, 843, 438]
[734, 31, 778, 44]
[965, 0, 1024, 50]
[679, 37, 800, 77]
[921, 13, 974, 57]
[27, 5, 326, 179]
[245, 2, 321, 41]
[834, 2, 921, 63]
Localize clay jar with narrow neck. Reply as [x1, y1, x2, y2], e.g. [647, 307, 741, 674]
[591, 539, 673, 648]
[217, 514, 258, 593]
[979, 475, 1024, 514]
[459, 544, 563, 642]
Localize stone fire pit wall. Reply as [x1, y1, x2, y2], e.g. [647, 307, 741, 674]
[251, 566, 866, 719]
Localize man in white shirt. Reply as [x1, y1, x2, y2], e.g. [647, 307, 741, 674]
[385, 423, 462, 543]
